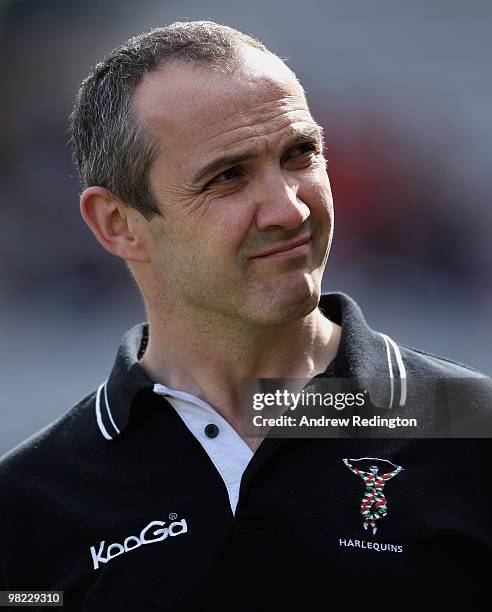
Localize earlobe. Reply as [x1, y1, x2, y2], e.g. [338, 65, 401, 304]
[80, 186, 150, 263]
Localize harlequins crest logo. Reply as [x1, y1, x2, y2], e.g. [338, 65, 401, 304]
[343, 457, 404, 535]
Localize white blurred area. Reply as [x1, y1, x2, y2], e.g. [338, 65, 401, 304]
[1, 0, 490, 456]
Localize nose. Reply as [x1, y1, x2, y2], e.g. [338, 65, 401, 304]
[253, 171, 310, 232]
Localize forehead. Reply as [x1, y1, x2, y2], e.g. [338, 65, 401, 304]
[133, 49, 316, 172]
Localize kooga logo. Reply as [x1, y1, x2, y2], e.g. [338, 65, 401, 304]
[90, 516, 188, 570]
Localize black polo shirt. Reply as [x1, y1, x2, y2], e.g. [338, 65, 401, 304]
[0, 293, 490, 611]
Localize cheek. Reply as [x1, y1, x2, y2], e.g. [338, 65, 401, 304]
[205, 198, 256, 251]
[300, 172, 333, 217]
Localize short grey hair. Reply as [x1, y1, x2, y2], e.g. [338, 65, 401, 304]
[69, 21, 270, 219]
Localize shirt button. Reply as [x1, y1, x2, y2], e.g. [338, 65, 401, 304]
[205, 423, 219, 438]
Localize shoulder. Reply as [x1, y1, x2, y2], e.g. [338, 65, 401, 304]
[398, 343, 488, 379]
[0, 390, 98, 497]
[320, 292, 488, 381]
[395, 343, 490, 428]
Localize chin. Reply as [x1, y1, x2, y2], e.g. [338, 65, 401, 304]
[247, 274, 322, 327]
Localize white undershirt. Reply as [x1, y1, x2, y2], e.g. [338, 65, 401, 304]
[153, 383, 254, 515]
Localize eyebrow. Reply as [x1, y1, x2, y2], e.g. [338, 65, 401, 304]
[190, 123, 325, 187]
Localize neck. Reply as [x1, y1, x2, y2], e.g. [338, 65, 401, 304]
[140, 300, 341, 430]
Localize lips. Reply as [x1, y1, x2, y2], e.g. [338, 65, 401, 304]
[251, 234, 312, 259]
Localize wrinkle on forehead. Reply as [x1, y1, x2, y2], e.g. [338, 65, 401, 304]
[193, 101, 314, 154]
[189, 93, 306, 138]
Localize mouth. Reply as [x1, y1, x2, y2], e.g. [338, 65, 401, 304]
[250, 234, 312, 259]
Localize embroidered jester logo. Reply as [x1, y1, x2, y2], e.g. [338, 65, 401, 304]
[343, 457, 404, 535]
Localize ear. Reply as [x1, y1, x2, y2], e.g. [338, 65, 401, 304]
[80, 186, 150, 263]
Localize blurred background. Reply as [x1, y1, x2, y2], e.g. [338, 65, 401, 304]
[1, 0, 490, 456]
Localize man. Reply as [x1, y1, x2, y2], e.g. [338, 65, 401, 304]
[0, 21, 490, 611]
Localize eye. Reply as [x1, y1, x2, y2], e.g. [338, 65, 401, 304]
[205, 166, 242, 188]
[289, 142, 320, 157]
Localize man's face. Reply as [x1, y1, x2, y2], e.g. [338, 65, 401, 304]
[134, 47, 334, 326]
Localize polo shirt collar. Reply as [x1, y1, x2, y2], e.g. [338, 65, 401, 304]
[321, 293, 388, 376]
[98, 292, 406, 441]
[97, 324, 153, 440]
[318, 293, 407, 408]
